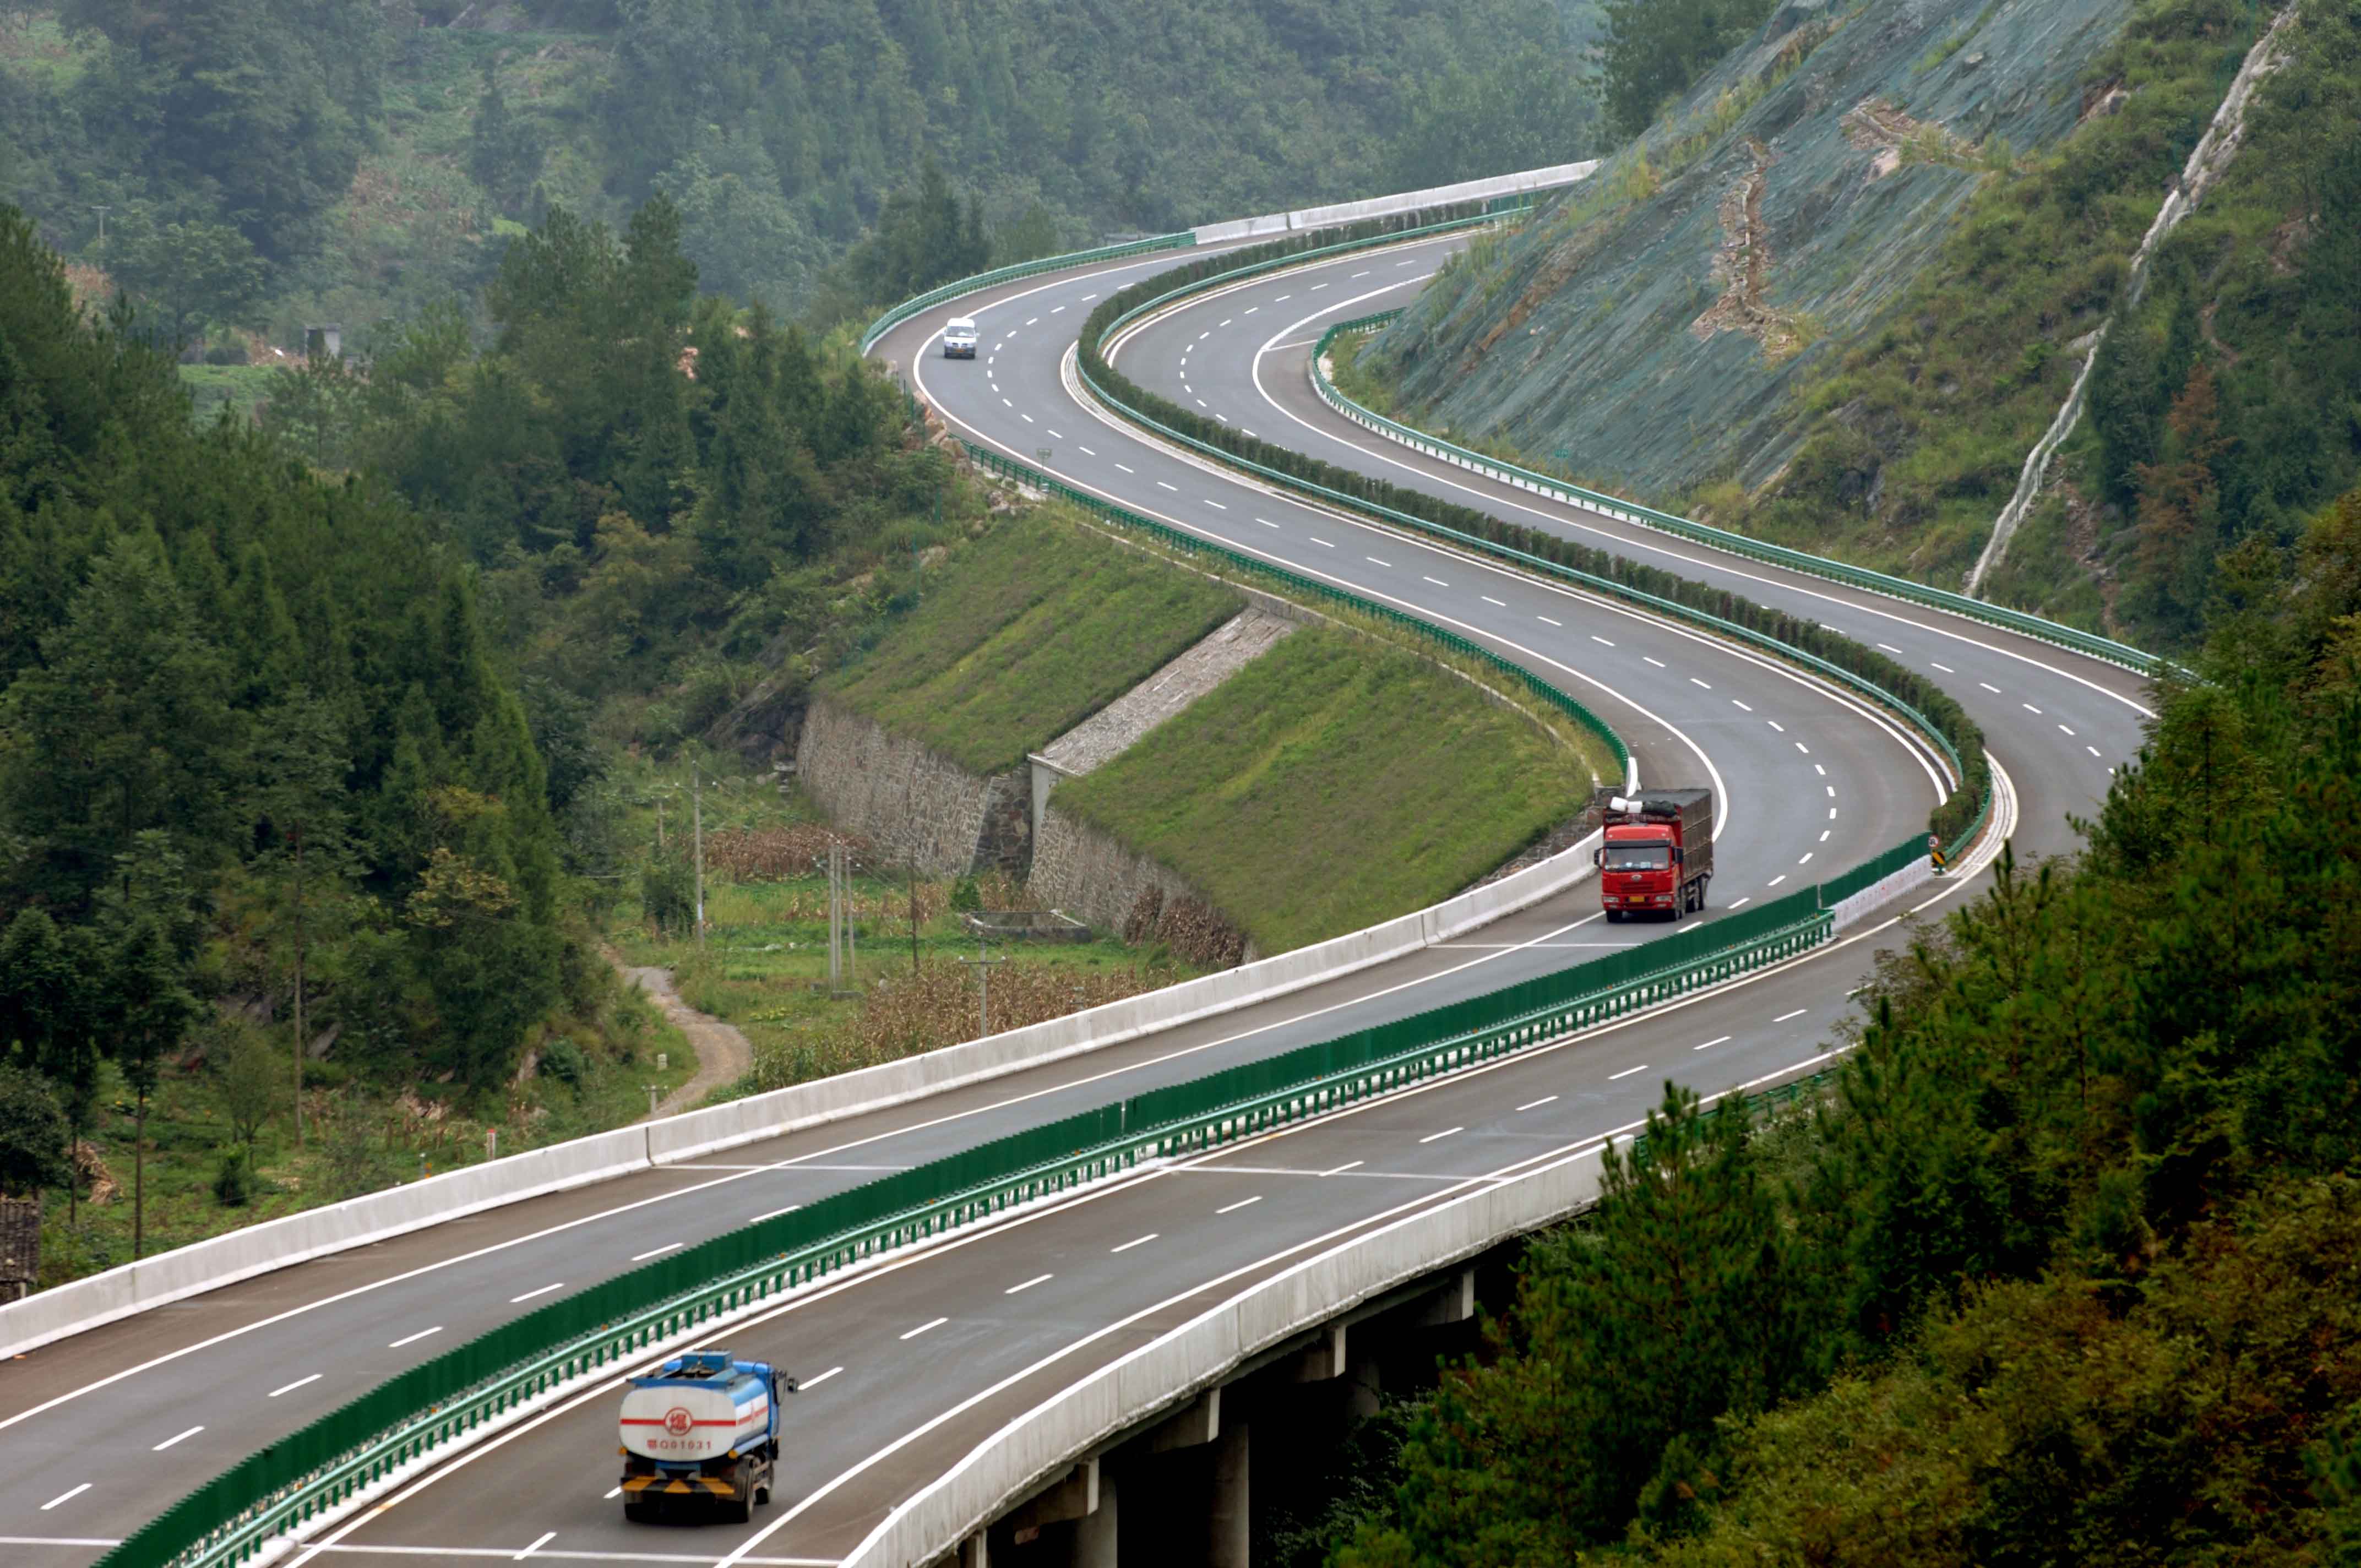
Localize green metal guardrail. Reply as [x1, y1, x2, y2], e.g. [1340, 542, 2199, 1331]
[1309, 309, 2170, 678]
[106, 827, 1883, 1568]
[960, 442, 1630, 780]
[108, 204, 1968, 1568]
[1071, 228, 1998, 865]
[858, 231, 1197, 355]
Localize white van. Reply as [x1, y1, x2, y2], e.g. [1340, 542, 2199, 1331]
[942, 317, 978, 358]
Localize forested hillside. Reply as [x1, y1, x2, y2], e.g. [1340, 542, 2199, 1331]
[1290, 480, 2361, 1562]
[0, 182, 970, 1277]
[0, 0, 1606, 344]
[0, 204, 580, 1259]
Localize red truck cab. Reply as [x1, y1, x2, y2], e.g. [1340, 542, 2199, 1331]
[1597, 790, 1713, 922]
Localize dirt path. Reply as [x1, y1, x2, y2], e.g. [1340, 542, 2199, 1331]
[617, 962, 754, 1119]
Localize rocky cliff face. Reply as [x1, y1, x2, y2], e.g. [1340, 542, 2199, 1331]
[1373, 0, 2134, 499]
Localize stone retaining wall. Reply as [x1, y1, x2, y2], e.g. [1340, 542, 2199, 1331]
[1030, 804, 1241, 956]
[793, 699, 1027, 877]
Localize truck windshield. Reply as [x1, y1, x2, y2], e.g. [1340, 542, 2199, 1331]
[1603, 845, 1671, 871]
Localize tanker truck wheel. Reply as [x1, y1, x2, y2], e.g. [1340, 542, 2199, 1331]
[722, 1461, 754, 1525]
[623, 1496, 655, 1525]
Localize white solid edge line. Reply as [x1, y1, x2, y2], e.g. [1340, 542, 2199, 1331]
[287, 765, 2017, 1568]
[1238, 264, 2155, 721]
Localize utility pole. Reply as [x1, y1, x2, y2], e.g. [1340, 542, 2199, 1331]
[292, 817, 306, 1149]
[908, 861, 921, 975]
[828, 841, 861, 997]
[90, 205, 109, 274]
[692, 763, 705, 951]
[960, 932, 1008, 1039]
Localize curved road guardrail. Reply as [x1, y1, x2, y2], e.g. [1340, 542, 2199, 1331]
[1062, 219, 1998, 858]
[94, 155, 2120, 1568]
[1309, 308, 2170, 678]
[105, 836, 1892, 1568]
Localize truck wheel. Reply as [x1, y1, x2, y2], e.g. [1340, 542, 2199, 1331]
[624, 1498, 654, 1525]
[1605, 908, 1622, 924]
[1694, 878, 1707, 912]
[725, 1463, 754, 1525]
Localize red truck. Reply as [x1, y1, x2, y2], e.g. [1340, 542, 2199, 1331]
[1596, 790, 1713, 922]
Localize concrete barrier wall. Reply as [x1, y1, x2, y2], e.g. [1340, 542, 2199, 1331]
[0, 1123, 653, 1362]
[841, 1140, 1614, 1568]
[1831, 854, 1934, 931]
[0, 834, 1599, 1360]
[1193, 160, 1598, 245]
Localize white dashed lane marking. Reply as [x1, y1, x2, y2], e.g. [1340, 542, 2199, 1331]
[1217, 1196, 1263, 1214]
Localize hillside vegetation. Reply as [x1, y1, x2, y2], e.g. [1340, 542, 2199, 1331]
[0, 0, 1608, 344]
[820, 519, 1243, 775]
[0, 185, 974, 1281]
[1300, 480, 2361, 1564]
[1362, 0, 2361, 652]
[1054, 626, 1592, 954]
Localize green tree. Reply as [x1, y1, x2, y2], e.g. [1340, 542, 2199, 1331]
[1598, 0, 1775, 140]
[210, 1021, 279, 1148]
[468, 57, 541, 212]
[0, 910, 108, 1222]
[264, 341, 362, 473]
[104, 912, 199, 1259]
[102, 210, 266, 347]
[0, 1062, 70, 1201]
[61, 0, 388, 264]
[252, 688, 352, 1146]
[1, 531, 246, 905]
[1343, 1085, 1805, 1563]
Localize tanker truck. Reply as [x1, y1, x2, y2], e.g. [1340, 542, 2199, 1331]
[618, 1350, 797, 1523]
[1596, 790, 1713, 921]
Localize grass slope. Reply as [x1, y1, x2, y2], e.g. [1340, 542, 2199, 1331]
[1052, 625, 1585, 955]
[821, 516, 1242, 774]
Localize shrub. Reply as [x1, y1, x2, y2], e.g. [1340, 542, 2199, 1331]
[538, 1037, 586, 1088]
[211, 1142, 253, 1207]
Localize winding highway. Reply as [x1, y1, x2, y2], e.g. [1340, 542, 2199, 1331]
[1, 225, 2153, 1568]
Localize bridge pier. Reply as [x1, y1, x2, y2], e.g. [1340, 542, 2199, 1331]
[977, 1253, 1508, 1567]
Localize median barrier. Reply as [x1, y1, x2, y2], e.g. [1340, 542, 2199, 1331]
[0, 1123, 651, 1363]
[101, 873, 1847, 1568]
[1, 825, 1609, 1362]
[1308, 310, 2173, 679]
